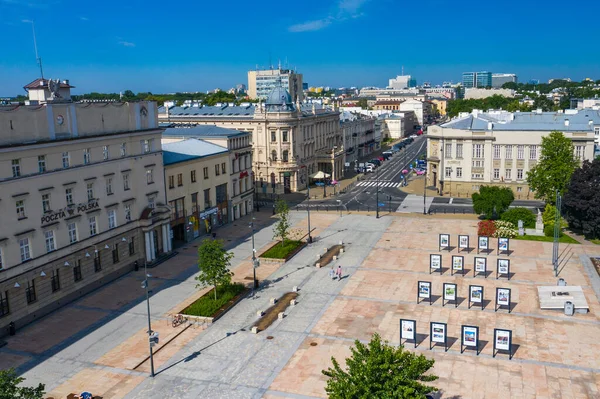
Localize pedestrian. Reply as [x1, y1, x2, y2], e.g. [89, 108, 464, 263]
[336, 265, 342, 281]
[329, 267, 336, 280]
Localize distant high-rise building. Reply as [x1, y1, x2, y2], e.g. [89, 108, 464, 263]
[388, 75, 417, 89]
[462, 71, 492, 88]
[247, 68, 304, 102]
[492, 73, 518, 88]
[302, 82, 308, 91]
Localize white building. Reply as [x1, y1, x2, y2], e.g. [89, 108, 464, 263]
[247, 68, 304, 102]
[340, 112, 377, 166]
[491, 73, 518, 88]
[399, 98, 431, 125]
[388, 75, 416, 90]
[464, 88, 516, 99]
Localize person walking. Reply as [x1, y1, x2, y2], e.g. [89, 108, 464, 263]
[329, 267, 336, 280]
[336, 265, 343, 281]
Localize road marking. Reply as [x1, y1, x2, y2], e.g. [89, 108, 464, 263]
[449, 197, 454, 204]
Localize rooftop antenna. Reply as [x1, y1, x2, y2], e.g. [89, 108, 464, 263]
[402, 65, 404, 76]
[25, 20, 44, 79]
[278, 59, 281, 70]
[269, 52, 272, 70]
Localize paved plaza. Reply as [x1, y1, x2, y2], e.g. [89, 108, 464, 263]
[2, 211, 600, 398]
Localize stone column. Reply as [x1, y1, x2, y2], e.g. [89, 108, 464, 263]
[161, 224, 169, 254]
[166, 225, 172, 252]
[144, 232, 152, 263]
[149, 231, 156, 261]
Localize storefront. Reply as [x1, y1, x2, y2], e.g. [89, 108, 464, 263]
[200, 207, 218, 234]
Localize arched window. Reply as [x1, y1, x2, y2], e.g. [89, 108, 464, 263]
[282, 150, 289, 162]
[271, 150, 277, 161]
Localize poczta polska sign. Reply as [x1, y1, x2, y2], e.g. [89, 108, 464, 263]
[41, 200, 100, 225]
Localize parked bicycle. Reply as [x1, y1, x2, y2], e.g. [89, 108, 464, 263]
[172, 314, 187, 327]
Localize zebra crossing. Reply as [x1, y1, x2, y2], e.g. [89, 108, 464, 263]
[356, 181, 403, 188]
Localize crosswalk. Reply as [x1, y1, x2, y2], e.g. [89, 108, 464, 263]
[356, 181, 403, 188]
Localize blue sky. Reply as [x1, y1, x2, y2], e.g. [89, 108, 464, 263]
[1, 0, 600, 96]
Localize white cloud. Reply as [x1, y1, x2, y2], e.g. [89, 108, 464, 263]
[80, 16, 88, 21]
[118, 41, 135, 47]
[288, 17, 333, 33]
[338, 0, 369, 13]
[289, 0, 370, 33]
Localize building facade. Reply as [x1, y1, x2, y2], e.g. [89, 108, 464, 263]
[162, 126, 254, 223]
[426, 110, 597, 198]
[247, 68, 304, 102]
[399, 99, 432, 125]
[373, 100, 402, 111]
[158, 88, 343, 193]
[491, 73, 518, 88]
[0, 94, 171, 337]
[462, 71, 492, 88]
[380, 112, 417, 139]
[163, 140, 230, 243]
[340, 112, 377, 167]
[388, 75, 416, 89]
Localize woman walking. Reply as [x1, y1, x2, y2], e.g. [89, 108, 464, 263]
[336, 265, 343, 281]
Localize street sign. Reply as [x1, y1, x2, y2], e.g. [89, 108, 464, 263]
[378, 203, 386, 207]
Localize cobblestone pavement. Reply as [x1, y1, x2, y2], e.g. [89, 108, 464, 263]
[4, 212, 600, 398]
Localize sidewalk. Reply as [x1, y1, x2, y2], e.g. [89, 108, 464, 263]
[399, 174, 440, 197]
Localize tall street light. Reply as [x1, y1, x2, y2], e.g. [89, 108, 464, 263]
[376, 164, 380, 219]
[250, 214, 259, 292]
[302, 166, 312, 243]
[423, 168, 427, 215]
[141, 259, 156, 377]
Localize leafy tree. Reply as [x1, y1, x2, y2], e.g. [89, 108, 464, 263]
[563, 158, 600, 238]
[196, 239, 234, 300]
[500, 207, 536, 228]
[273, 199, 291, 246]
[0, 368, 45, 399]
[526, 131, 578, 204]
[357, 98, 368, 109]
[322, 333, 438, 398]
[472, 186, 514, 219]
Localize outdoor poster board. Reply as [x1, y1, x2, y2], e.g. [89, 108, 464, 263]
[461, 325, 480, 355]
[498, 237, 510, 255]
[493, 328, 513, 359]
[469, 285, 484, 310]
[430, 322, 448, 351]
[439, 234, 450, 251]
[495, 287, 511, 313]
[443, 283, 457, 307]
[400, 319, 417, 348]
[477, 236, 489, 254]
[430, 254, 442, 275]
[417, 281, 432, 305]
[474, 257, 487, 278]
[497, 259, 511, 280]
[451, 255, 464, 276]
[458, 235, 469, 252]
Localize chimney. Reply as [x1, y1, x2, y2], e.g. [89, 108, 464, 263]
[487, 122, 493, 130]
[564, 119, 570, 127]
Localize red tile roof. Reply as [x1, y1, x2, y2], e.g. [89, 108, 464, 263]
[23, 78, 75, 90]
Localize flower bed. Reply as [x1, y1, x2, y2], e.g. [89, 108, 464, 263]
[253, 292, 298, 332]
[260, 240, 305, 260]
[182, 283, 248, 319]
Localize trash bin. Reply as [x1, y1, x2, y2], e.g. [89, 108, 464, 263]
[212, 233, 217, 240]
[8, 321, 15, 336]
[564, 301, 574, 316]
[558, 278, 567, 286]
[134, 261, 139, 272]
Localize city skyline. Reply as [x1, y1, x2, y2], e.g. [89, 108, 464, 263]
[1, 0, 600, 95]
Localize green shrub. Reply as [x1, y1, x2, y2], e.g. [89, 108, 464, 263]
[544, 224, 564, 238]
[183, 283, 246, 317]
[501, 208, 536, 228]
[261, 240, 303, 259]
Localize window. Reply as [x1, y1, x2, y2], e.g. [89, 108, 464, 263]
[445, 143, 452, 158]
[42, 194, 51, 213]
[505, 169, 512, 180]
[108, 209, 117, 229]
[120, 143, 127, 157]
[103, 145, 109, 160]
[106, 177, 113, 195]
[16, 200, 26, 219]
[517, 145, 524, 160]
[271, 150, 277, 161]
[204, 189, 211, 209]
[282, 150, 289, 162]
[271, 131, 276, 142]
[505, 145, 513, 159]
[26, 280, 36, 304]
[493, 168, 500, 179]
[66, 188, 74, 205]
[146, 168, 154, 184]
[128, 237, 135, 255]
[456, 143, 463, 158]
[112, 243, 119, 264]
[203, 167, 209, 179]
[575, 145, 584, 160]
[148, 197, 155, 209]
[445, 167, 452, 178]
[168, 175, 175, 189]
[177, 173, 183, 186]
[142, 139, 153, 153]
[456, 167, 462, 178]
[493, 145, 500, 159]
[83, 148, 91, 164]
[68, 222, 78, 243]
[73, 260, 82, 282]
[595, 127, 600, 137]
[529, 145, 537, 160]
[0, 248, 3, 270]
[87, 183, 94, 201]
[0, 291, 9, 317]
[125, 204, 131, 222]
[123, 173, 130, 190]
[12, 159, 20, 177]
[45, 230, 56, 253]
[282, 131, 289, 142]
[191, 170, 196, 183]
[38, 155, 47, 173]
[471, 173, 483, 180]
[472, 160, 484, 168]
[51, 269, 60, 292]
[221, 162, 226, 174]
[19, 238, 31, 262]
[517, 187, 523, 193]
[62, 152, 70, 168]
[94, 251, 101, 272]
[472, 144, 484, 158]
[215, 164, 220, 176]
[517, 169, 523, 180]
[231, 159, 236, 173]
[89, 216, 98, 236]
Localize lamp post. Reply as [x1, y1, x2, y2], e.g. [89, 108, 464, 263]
[423, 169, 427, 215]
[250, 214, 258, 292]
[141, 259, 155, 377]
[337, 200, 342, 217]
[376, 164, 380, 218]
[307, 183, 312, 243]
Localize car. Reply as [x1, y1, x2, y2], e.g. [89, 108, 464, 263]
[390, 147, 400, 153]
[382, 151, 393, 157]
[382, 153, 391, 160]
[365, 164, 375, 173]
[410, 134, 418, 138]
[377, 156, 385, 162]
[369, 159, 381, 166]
[415, 169, 426, 175]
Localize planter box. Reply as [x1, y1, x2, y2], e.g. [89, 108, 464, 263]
[259, 241, 307, 264]
[178, 286, 250, 324]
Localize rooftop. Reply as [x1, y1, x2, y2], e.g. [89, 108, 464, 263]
[163, 125, 248, 138]
[24, 78, 75, 90]
[158, 103, 337, 119]
[162, 139, 228, 165]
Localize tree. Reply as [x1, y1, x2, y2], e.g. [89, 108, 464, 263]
[322, 333, 438, 398]
[526, 131, 578, 204]
[196, 238, 234, 300]
[0, 368, 45, 399]
[563, 158, 600, 238]
[500, 207, 536, 228]
[472, 186, 514, 219]
[357, 98, 368, 109]
[273, 198, 291, 246]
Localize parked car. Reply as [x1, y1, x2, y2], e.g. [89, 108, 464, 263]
[377, 156, 385, 162]
[365, 164, 375, 173]
[415, 169, 426, 175]
[390, 146, 400, 153]
[369, 159, 381, 166]
[410, 134, 418, 138]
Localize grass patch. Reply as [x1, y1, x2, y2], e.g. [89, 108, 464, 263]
[253, 292, 298, 332]
[261, 240, 304, 259]
[590, 239, 600, 245]
[513, 235, 580, 244]
[182, 283, 246, 317]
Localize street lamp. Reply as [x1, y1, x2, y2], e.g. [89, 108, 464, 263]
[376, 165, 380, 219]
[336, 200, 342, 217]
[423, 169, 427, 215]
[250, 215, 259, 292]
[141, 259, 156, 377]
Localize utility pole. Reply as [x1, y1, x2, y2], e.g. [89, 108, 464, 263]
[250, 213, 258, 291]
[142, 260, 155, 377]
[376, 165, 380, 218]
[307, 183, 312, 243]
[553, 190, 561, 276]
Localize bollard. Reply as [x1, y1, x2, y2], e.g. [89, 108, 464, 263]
[333, 255, 337, 261]
[252, 326, 259, 334]
[290, 299, 297, 306]
[8, 321, 16, 336]
[293, 286, 299, 292]
[316, 263, 321, 268]
[257, 310, 264, 317]
[278, 312, 284, 320]
[270, 298, 277, 305]
[340, 248, 344, 254]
